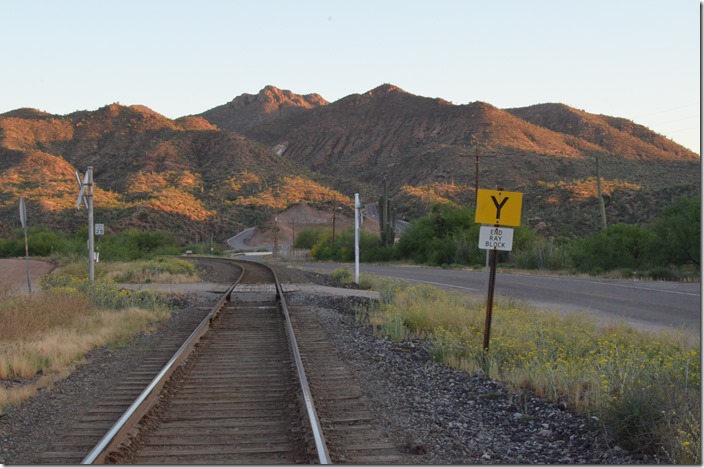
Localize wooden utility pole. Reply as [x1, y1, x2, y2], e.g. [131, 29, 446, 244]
[273, 217, 278, 258]
[596, 153, 608, 230]
[290, 220, 295, 246]
[332, 204, 337, 244]
[473, 135, 480, 208]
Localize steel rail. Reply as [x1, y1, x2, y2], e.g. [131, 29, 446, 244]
[269, 264, 331, 465]
[80, 264, 243, 464]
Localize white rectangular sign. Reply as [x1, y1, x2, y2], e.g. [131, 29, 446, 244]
[478, 226, 514, 251]
[95, 224, 104, 236]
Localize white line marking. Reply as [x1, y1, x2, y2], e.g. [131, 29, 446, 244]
[382, 275, 481, 292]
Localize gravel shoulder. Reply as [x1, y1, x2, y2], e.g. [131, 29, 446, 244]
[0, 261, 657, 464]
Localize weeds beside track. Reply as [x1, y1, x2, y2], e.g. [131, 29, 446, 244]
[358, 275, 701, 463]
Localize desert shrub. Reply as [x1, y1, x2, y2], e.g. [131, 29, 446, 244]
[309, 228, 382, 262]
[397, 204, 483, 266]
[331, 268, 353, 283]
[99, 229, 180, 261]
[0, 227, 83, 258]
[293, 227, 326, 249]
[647, 196, 700, 267]
[102, 257, 198, 283]
[512, 237, 572, 270]
[569, 224, 657, 273]
[646, 266, 680, 281]
[40, 274, 165, 310]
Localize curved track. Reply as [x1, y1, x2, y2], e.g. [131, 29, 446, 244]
[41, 257, 404, 464]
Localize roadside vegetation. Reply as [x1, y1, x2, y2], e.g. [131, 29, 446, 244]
[55, 256, 199, 284]
[0, 228, 224, 261]
[0, 229, 209, 413]
[344, 272, 700, 463]
[301, 196, 699, 282]
[0, 275, 170, 413]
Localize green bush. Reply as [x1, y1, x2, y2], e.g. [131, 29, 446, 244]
[293, 227, 325, 249]
[647, 266, 680, 281]
[331, 268, 353, 283]
[0, 237, 24, 257]
[309, 228, 383, 262]
[99, 229, 180, 261]
[0, 226, 83, 258]
[648, 196, 700, 267]
[569, 224, 657, 273]
[0, 227, 183, 262]
[512, 237, 571, 270]
[397, 204, 483, 266]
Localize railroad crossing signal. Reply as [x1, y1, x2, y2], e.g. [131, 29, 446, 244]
[75, 167, 95, 282]
[475, 189, 523, 227]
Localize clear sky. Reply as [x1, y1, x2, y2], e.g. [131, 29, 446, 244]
[1, 0, 700, 152]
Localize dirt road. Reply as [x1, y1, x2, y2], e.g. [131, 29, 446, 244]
[0, 258, 55, 294]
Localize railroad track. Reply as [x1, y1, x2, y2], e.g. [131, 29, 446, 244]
[41, 258, 404, 464]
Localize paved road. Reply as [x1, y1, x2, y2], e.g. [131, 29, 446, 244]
[226, 227, 257, 251]
[293, 262, 701, 336]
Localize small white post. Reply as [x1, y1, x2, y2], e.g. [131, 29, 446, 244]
[354, 193, 360, 284]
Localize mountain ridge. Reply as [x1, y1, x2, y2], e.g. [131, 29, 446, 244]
[0, 84, 698, 243]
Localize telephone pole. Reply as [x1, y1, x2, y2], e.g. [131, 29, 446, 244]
[472, 134, 480, 208]
[596, 152, 608, 230]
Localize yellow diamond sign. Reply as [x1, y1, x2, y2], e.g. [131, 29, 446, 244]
[475, 189, 523, 226]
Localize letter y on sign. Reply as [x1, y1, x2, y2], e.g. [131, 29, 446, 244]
[491, 195, 509, 220]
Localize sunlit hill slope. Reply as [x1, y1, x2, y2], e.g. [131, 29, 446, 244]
[0, 84, 699, 242]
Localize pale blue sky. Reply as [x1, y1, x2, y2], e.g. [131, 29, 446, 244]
[1, 0, 700, 152]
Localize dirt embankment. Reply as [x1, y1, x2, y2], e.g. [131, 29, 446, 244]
[229, 202, 380, 249]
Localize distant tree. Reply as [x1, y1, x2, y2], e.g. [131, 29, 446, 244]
[397, 204, 483, 266]
[648, 196, 700, 267]
[569, 224, 657, 273]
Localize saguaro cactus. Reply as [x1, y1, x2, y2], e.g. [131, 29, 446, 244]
[379, 179, 396, 246]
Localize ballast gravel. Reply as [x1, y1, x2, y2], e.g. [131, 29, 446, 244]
[0, 267, 659, 464]
[286, 292, 659, 464]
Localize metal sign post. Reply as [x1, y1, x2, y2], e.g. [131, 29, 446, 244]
[354, 193, 361, 284]
[76, 167, 95, 282]
[19, 197, 31, 294]
[483, 246, 499, 350]
[475, 189, 523, 352]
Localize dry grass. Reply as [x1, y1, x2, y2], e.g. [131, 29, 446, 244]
[55, 257, 200, 284]
[0, 285, 170, 413]
[359, 275, 701, 463]
[99, 259, 199, 284]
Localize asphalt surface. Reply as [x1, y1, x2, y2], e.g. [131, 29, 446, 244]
[292, 262, 701, 336]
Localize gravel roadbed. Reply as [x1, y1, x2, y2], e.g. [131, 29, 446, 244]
[286, 291, 659, 464]
[0, 268, 658, 464]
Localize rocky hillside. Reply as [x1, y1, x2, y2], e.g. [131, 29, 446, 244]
[204, 84, 699, 234]
[0, 104, 349, 241]
[199, 85, 329, 143]
[0, 84, 699, 243]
